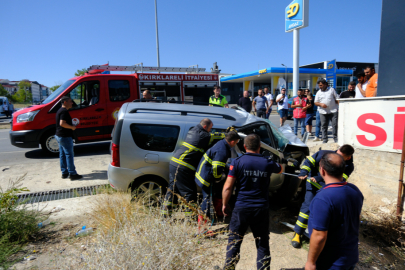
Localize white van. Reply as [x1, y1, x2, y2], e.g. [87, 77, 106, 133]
[0, 97, 14, 118]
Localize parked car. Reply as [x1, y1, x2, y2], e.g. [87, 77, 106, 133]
[108, 103, 310, 204]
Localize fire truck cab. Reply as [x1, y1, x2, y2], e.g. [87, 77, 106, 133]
[9, 65, 219, 154]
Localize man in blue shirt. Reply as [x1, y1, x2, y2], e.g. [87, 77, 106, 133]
[222, 134, 284, 270]
[306, 153, 363, 270]
[252, 89, 270, 118]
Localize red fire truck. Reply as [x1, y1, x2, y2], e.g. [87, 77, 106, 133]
[9, 65, 219, 154]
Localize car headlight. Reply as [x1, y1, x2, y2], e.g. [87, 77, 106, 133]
[16, 110, 40, 123]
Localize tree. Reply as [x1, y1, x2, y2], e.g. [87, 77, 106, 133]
[49, 85, 61, 92]
[0, 84, 7, 96]
[74, 68, 87, 77]
[13, 81, 32, 103]
[1, 85, 17, 102]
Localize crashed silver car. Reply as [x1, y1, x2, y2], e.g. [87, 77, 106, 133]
[108, 103, 309, 204]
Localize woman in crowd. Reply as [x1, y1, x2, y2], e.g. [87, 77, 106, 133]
[304, 89, 315, 135]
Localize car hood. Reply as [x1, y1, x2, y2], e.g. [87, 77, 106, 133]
[234, 110, 307, 149]
[278, 125, 307, 147]
[12, 104, 45, 117]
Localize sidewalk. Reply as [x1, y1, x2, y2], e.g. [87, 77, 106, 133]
[0, 156, 109, 193]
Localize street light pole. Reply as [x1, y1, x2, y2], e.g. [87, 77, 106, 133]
[281, 64, 287, 89]
[154, 0, 160, 68]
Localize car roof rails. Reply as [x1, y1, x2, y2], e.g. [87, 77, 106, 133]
[132, 99, 223, 107]
[128, 107, 236, 121]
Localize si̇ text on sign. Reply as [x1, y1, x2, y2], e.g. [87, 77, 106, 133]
[338, 97, 405, 153]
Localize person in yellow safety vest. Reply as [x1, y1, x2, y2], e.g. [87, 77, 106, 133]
[195, 131, 240, 234]
[209, 86, 229, 108]
[291, 145, 355, 249]
[161, 118, 236, 217]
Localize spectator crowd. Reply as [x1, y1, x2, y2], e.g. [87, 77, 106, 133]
[237, 64, 378, 144]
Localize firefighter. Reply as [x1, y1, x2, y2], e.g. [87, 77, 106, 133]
[161, 118, 234, 217]
[194, 131, 240, 231]
[222, 134, 284, 270]
[291, 144, 355, 249]
[209, 86, 229, 108]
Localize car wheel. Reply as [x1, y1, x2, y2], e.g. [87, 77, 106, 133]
[40, 131, 59, 155]
[131, 177, 168, 205]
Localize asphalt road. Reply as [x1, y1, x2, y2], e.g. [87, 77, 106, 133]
[0, 113, 295, 166]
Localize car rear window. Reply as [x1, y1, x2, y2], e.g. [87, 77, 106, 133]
[130, 124, 180, 152]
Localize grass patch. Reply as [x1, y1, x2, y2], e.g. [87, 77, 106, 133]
[13, 103, 33, 109]
[0, 177, 44, 269]
[95, 184, 117, 195]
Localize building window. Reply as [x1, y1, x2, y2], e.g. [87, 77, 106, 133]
[109, 80, 131, 102]
[130, 124, 180, 152]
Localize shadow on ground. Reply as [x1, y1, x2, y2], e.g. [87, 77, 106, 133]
[74, 170, 108, 181]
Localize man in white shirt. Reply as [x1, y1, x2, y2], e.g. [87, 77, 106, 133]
[314, 79, 339, 144]
[264, 87, 274, 119]
[276, 88, 290, 127]
[355, 72, 367, 99]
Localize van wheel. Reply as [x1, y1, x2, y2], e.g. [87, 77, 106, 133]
[130, 177, 168, 205]
[40, 132, 59, 155]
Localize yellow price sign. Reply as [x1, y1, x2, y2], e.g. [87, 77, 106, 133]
[287, 3, 299, 18]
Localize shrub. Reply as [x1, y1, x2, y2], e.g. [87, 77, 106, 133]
[0, 177, 43, 268]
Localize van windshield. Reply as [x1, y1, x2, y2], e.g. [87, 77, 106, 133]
[41, 80, 76, 105]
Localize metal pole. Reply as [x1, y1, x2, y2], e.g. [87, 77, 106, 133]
[154, 0, 160, 68]
[396, 125, 405, 220]
[293, 29, 300, 97]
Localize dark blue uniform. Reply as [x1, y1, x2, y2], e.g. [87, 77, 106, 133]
[309, 182, 363, 269]
[162, 124, 224, 216]
[225, 153, 282, 270]
[195, 139, 231, 218]
[294, 150, 354, 235]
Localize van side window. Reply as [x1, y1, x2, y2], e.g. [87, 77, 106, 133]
[66, 80, 100, 109]
[130, 124, 180, 152]
[109, 80, 130, 102]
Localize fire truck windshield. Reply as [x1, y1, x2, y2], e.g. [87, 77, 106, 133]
[42, 80, 76, 105]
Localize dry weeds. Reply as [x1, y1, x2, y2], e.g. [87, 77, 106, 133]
[362, 203, 405, 254]
[52, 192, 228, 269]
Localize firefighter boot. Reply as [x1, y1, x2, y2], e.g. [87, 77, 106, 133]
[291, 232, 302, 248]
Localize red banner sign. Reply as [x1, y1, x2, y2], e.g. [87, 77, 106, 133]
[137, 73, 218, 81]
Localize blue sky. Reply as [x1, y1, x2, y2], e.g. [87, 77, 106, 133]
[0, 0, 382, 88]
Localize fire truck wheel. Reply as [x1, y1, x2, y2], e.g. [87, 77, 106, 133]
[40, 131, 59, 155]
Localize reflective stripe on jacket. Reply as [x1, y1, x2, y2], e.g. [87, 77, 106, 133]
[298, 150, 354, 191]
[170, 124, 225, 171]
[195, 139, 231, 188]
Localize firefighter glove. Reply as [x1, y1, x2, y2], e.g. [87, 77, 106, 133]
[226, 126, 237, 133]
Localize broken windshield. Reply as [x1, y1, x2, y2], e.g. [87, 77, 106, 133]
[265, 120, 290, 151]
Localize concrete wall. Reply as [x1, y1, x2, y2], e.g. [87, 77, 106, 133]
[308, 143, 402, 213]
